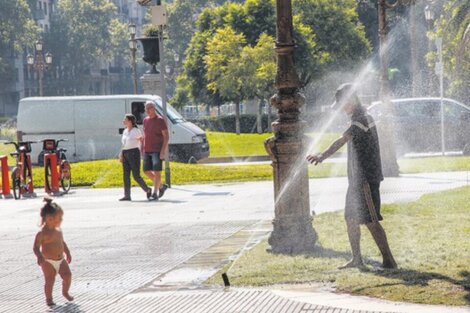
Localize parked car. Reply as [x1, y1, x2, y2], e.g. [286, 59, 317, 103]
[368, 97, 470, 155]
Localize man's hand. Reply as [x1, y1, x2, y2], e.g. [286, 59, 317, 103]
[65, 253, 72, 264]
[306, 153, 323, 165]
[160, 151, 166, 160]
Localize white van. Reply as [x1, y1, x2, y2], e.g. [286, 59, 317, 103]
[16, 95, 210, 164]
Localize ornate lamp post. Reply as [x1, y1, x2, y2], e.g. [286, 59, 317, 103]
[264, 0, 317, 254]
[27, 41, 52, 97]
[128, 23, 139, 94]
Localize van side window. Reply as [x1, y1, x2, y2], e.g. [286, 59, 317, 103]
[131, 102, 146, 125]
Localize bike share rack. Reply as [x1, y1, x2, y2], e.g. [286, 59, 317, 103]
[44, 153, 61, 195]
[0, 156, 12, 198]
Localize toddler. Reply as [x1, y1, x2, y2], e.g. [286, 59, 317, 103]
[33, 198, 74, 306]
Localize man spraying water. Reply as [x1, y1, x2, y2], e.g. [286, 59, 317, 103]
[307, 83, 397, 269]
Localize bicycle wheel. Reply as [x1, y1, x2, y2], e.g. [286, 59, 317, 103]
[23, 159, 33, 195]
[60, 161, 71, 193]
[44, 159, 52, 193]
[11, 168, 20, 200]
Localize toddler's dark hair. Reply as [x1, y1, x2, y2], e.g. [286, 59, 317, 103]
[40, 197, 63, 225]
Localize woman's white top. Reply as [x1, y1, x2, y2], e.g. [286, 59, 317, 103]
[121, 127, 142, 150]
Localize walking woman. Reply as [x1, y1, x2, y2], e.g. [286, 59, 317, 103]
[119, 114, 152, 201]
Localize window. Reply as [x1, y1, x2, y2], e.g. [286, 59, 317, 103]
[44, 1, 47, 15]
[131, 102, 146, 125]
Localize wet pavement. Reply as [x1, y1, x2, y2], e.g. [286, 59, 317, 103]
[0, 171, 469, 312]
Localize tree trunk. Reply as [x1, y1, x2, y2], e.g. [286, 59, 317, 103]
[235, 101, 241, 135]
[257, 98, 263, 133]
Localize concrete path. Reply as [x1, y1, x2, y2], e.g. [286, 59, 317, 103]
[0, 172, 468, 312]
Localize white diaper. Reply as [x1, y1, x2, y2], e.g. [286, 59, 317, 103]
[45, 258, 65, 274]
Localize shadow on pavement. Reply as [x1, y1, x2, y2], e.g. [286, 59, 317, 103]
[50, 302, 83, 313]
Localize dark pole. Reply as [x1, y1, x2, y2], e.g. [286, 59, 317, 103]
[129, 24, 138, 94]
[410, 4, 419, 97]
[158, 25, 171, 188]
[264, 0, 317, 254]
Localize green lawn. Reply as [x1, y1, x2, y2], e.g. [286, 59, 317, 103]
[207, 131, 341, 157]
[11, 155, 470, 189]
[206, 186, 470, 306]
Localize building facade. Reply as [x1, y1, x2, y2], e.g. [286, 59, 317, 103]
[0, 0, 146, 117]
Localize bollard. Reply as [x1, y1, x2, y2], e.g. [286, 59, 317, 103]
[0, 156, 12, 198]
[44, 153, 59, 194]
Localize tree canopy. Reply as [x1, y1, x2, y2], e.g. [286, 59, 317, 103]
[0, 0, 39, 90]
[43, 0, 127, 94]
[175, 0, 370, 110]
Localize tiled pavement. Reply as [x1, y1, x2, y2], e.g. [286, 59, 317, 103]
[0, 172, 469, 312]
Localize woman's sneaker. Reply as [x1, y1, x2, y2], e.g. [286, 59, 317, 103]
[151, 192, 159, 201]
[159, 184, 168, 199]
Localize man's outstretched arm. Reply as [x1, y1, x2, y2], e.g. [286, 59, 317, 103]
[306, 133, 351, 165]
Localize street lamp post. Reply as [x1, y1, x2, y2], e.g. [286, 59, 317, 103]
[263, 0, 317, 254]
[424, 5, 435, 96]
[157, 25, 171, 187]
[128, 24, 138, 94]
[27, 41, 52, 97]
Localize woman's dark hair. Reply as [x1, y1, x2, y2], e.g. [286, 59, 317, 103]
[125, 114, 137, 128]
[40, 197, 63, 226]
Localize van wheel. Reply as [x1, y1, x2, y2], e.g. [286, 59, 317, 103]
[463, 143, 470, 156]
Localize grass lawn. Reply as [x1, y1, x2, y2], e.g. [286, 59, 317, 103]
[207, 131, 341, 157]
[14, 155, 470, 189]
[205, 186, 470, 306]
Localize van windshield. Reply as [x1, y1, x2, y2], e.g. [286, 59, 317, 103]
[153, 100, 185, 124]
[131, 100, 186, 124]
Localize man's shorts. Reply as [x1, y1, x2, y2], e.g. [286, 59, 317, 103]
[143, 152, 162, 172]
[345, 182, 383, 224]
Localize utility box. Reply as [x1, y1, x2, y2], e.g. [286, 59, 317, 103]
[151, 5, 167, 26]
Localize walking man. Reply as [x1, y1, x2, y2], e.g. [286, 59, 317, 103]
[143, 101, 169, 200]
[307, 83, 397, 269]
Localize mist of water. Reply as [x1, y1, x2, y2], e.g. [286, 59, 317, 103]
[273, 27, 403, 208]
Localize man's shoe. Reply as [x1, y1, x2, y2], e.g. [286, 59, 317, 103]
[151, 192, 159, 201]
[146, 188, 152, 200]
[159, 184, 168, 199]
[119, 197, 131, 201]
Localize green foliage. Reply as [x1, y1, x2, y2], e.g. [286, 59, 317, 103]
[142, 24, 160, 37]
[206, 186, 470, 305]
[0, 0, 39, 90]
[42, 0, 127, 95]
[293, 0, 371, 70]
[182, 0, 370, 108]
[205, 26, 246, 100]
[431, 0, 470, 102]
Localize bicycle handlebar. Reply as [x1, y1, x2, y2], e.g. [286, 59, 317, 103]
[4, 141, 38, 151]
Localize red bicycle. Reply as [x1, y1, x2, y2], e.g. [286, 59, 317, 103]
[4, 141, 37, 199]
[41, 139, 72, 193]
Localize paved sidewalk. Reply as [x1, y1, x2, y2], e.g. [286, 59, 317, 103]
[0, 172, 468, 312]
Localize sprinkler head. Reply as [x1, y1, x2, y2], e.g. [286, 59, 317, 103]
[221, 272, 230, 287]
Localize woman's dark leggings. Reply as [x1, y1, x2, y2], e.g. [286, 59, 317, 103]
[122, 148, 149, 197]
